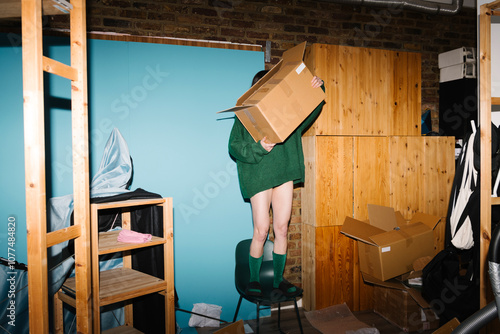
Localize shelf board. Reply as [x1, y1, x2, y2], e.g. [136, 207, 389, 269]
[103, 325, 144, 334]
[99, 268, 166, 306]
[63, 267, 167, 307]
[92, 198, 166, 210]
[492, 196, 500, 205]
[98, 230, 165, 255]
[492, 97, 500, 106]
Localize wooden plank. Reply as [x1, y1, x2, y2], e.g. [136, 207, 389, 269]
[22, 0, 49, 332]
[486, 0, 500, 9]
[70, 2, 92, 332]
[163, 198, 175, 334]
[91, 198, 166, 210]
[407, 52, 422, 135]
[479, 3, 493, 310]
[99, 268, 167, 306]
[423, 137, 455, 217]
[354, 137, 390, 219]
[314, 226, 360, 310]
[492, 97, 500, 105]
[91, 199, 101, 334]
[43, 56, 78, 80]
[87, 31, 261, 51]
[301, 224, 316, 310]
[0, 0, 70, 18]
[315, 136, 353, 226]
[358, 48, 390, 135]
[53, 291, 64, 334]
[98, 230, 165, 255]
[302, 136, 317, 227]
[46, 224, 81, 247]
[389, 136, 423, 218]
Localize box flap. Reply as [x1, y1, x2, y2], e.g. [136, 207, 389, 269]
[410, 212, 441, 230]
[369, 229, 408, 247]
[282, 41, 307, 65]
[367, 204, 398, 231]
[395, 211, 407, 227]
[217, 105, 255, 114]
[362, 272, 407, 291]
[341, 217, 384, 246]
[407, 288, 431, 308]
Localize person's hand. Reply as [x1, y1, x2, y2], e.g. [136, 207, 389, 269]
[260, 136, 276, 152]
[311, 76, 323, 88]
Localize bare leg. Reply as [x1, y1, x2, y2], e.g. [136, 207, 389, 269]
[249, 188, 273, 258]
[271, 181, 293, 255]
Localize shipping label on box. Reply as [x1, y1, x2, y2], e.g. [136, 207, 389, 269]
[340, 204, 441, 281]
[218, 42, 325, 143]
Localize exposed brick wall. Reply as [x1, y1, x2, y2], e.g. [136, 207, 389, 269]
[1, 0, 476, 288]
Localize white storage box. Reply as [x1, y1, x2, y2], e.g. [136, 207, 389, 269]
[440, 62, 476, 83]
[439, 47, 476, 69]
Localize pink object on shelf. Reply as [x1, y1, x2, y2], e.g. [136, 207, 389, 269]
[117, 229, 152, 244]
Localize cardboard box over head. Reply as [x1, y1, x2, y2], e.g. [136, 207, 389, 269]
[218, 42, 326, 143]
[340, 204, 441, 281]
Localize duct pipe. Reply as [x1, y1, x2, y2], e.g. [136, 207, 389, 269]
[321, 0, 463, 15]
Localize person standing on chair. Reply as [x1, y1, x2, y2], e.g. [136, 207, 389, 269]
[228, 70, 325, 298]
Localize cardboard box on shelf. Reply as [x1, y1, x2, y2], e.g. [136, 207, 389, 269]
[340, 204, 441, 281]
[218, 42, 325, 143]
[364, 273, 440, 332]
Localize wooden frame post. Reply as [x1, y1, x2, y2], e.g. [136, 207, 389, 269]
[22, 0, 49, 332]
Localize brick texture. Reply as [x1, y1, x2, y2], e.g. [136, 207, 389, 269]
[2, 0, 476, 288]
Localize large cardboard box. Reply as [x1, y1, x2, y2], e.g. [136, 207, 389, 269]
[218, 42, 325, 143]
[340, 204, 441, 281]
[364, 273, 440, 332]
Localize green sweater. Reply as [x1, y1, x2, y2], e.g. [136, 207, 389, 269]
[229, 91, 325, 199]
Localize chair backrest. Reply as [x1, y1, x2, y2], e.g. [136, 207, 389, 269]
[234, 239, 275, 294]
[235, 239, 274, 265]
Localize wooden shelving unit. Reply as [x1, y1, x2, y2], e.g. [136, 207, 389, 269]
[479, 0, 500, 311]
[56, 197, 175, 333]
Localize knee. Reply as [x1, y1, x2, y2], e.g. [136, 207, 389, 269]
[274, 224, 288, 240]
[253, 229, 268, 243]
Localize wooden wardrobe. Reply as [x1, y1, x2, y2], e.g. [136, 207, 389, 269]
[301, 44, 456, 311]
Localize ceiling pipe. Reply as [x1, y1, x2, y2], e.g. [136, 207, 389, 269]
[320, 0, 463, 15]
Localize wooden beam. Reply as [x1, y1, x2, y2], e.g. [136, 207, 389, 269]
[22, 0, 49, 332]
[46, 225, 81, 248]
[479, 2, 492, 310]
[70, 0, 92, 333]
[486, 0, 500, 10]
[0, 0, 70, 18]
[43, 56, 78, 80]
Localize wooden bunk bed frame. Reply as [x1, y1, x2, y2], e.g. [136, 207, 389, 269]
[0, 0, 91, 332]
[479, 0, 500, 314]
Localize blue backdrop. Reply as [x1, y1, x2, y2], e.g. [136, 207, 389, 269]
[0, 33, 264, 330]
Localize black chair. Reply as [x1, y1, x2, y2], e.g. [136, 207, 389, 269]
[233, 239, 304, 334]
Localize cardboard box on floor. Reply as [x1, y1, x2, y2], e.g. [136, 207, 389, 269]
[218, 42, 326, 143]
[340, 204, 441, 281]
[213, 320, 245, 334]
[364, 273, 440, 332]
[432, 317, 460, 334]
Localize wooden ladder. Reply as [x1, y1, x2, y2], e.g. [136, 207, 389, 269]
[15, 0, 91, 332]
[479, 0, 500, 315]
